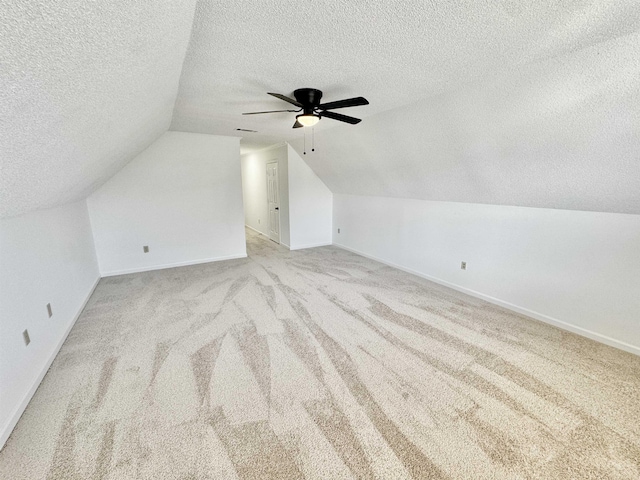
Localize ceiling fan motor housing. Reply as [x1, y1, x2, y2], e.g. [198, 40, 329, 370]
[294, 88, 323, 114]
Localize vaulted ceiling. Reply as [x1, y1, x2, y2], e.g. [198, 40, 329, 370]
[2, 1, 639, 217]
[290, 31, 640, 214]
[1, 1, 198, 217]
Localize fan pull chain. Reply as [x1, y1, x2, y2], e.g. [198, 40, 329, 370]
[303, 129, 306, 155]
[312, 127, 315, 152]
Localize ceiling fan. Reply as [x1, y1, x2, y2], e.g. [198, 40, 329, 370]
[242, 88, 369, 128]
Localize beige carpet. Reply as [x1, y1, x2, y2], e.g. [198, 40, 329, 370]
[1, 228, 639, 479]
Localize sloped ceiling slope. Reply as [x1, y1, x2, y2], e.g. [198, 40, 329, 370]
[0, 1, 197, 218]
[171, 1, 639, 154]
[290, 31, 640, 214]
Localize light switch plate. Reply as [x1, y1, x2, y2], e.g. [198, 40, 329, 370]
[47, 303, 53, 318]
[143, 246, 149, 253]
[23, 329, 30, 346]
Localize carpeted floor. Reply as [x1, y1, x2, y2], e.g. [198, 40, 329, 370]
[1, 228, 639, 479]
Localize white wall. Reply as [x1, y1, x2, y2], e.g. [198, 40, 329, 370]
[88, 131, 246, 275]
[287, 145, 333, 250]
[278, 151, 291, 248]
[0, 201, 100, 449]
[241, 149, 270, 236]
[240, 143, 290, 246]
[333, 194, 640, 355]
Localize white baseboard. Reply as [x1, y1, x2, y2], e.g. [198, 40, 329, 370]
[245, 224, 268, 236]
[101, 253, 247, 277]
[245, 225, 289, 249]
[290, 242, 332, 251]
[0, 276, 101, 451]
[333, 243, 640, 357]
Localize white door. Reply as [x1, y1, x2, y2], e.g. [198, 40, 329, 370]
[266, 162, 280, 244]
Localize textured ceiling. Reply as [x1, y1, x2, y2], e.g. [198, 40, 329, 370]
[289, 32, 640, 214]
[0, 0, 197, 217]
[171, 0, 640, 152]
[3, 1, 640, 217]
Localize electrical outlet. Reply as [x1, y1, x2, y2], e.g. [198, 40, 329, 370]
[143, 246, 149, 253]
[337, 228, 341, 234]
[461, 261, 467, 270]
[23, 329, 30, 346]
[47, 303, 53, 318]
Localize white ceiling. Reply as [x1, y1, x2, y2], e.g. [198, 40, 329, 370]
[171, 0, 639, 151]
[289, 32, 640, 214]
[0, 0, 197, 217]
[3, 1, 640, 217]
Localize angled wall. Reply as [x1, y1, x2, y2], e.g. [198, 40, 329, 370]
[287, 145, 332, 250]
[1, 0, 198, 218]
[0, 201, 100, 449]
[88, 132, 246, 276]
[291, 32, 640, 215]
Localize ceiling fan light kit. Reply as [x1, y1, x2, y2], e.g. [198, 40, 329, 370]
[296, 113, 320, 127]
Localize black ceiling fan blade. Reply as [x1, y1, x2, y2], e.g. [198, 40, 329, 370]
[293, 120, 303, 128]
[242, 109, 299, 115]
[318, 96, 369, 110]
[320, 110, 362, 125]
[268, 92, 303, 108]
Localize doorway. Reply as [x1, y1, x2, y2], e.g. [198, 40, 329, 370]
[266, 162, 280, 244]
[240, 144, 290, 248]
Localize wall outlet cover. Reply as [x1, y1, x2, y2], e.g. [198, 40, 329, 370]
[461, 261, 467, 270]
